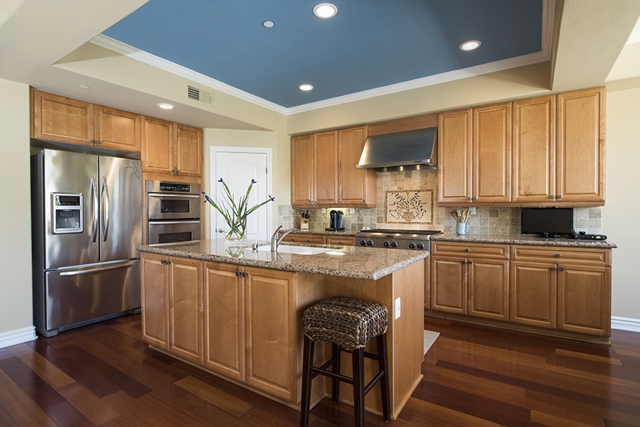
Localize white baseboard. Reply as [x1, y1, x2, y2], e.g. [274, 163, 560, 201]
[0, 326, 37, 349]
[611, 316, 640, 333]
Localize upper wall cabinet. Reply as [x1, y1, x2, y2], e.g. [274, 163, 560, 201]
[141, 116, 203, 177]
[438, 87, 605, 207]
[31, 89, 141, 152]
[556, 87, 605, 205]
[291, 127, 375, 208]
[438, 103, 512, 205]
[291, 131, 338, 207]
[338, 126, 376, 207]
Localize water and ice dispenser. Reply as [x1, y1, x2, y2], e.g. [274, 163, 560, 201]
[52, 193, 83, 234]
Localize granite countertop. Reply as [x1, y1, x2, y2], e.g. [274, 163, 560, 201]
[138, 239, 428, 280]
[431, 233, 617, 249]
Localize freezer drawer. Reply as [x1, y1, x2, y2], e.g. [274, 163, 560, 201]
[39, 260, 141, 336]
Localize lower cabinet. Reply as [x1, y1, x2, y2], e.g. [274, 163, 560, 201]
[141, 253, 298, 402]
[510, 245, 611, 336]
[429, 242, 612, 338]
[141, 253, 202, 363]
[430, 242, 509, 321]
[283, 233, 356, 246]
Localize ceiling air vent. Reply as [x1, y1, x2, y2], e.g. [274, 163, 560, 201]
[186, 84, 213, 105]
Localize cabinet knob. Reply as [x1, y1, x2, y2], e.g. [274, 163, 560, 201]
[467, 197, 472, 202]
[467, 260, 472, 265]
[556, 195, 563, 200]
[555, 253, 561, 258]
[559, 267, 565, 272]
[549, 195, 555, 199]
[465, 248, 470, 252]
[550, 266, 557, 271]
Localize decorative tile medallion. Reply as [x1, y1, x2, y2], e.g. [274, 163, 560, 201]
[385, 190, 433, 224]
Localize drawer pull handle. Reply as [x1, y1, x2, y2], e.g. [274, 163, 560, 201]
[555, 254, 561, 258]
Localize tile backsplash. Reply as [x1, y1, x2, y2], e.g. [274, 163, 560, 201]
[279, 170, 603, 235]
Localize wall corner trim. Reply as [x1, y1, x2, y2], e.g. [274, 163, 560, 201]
[0, 326, 37, 349]
[611, 316, 640, 333]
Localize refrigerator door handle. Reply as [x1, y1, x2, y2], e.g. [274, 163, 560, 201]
[91, 176, 99, 242]
[101, 176, 110, 242]
[59, 261, 136, 276]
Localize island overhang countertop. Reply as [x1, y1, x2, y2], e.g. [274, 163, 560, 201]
[138, 239, 428, 280]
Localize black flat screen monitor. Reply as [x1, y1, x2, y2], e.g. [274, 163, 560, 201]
[521, 208, 573, 237]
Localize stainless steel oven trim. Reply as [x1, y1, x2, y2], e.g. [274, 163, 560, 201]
[148, 220, 201, 245]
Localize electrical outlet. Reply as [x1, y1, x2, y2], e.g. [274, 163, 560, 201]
[350, 208, 355, 214]
[322, 208, 326, 213]
[470, 207, 476, 214]
[395, 297, 401, 319]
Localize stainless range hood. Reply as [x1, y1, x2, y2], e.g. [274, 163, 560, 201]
[356, 127, 437, 171]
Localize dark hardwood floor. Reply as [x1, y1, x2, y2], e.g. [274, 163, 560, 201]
[1, 314, 639, 426]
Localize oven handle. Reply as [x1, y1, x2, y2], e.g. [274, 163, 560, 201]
[147, 193, 200, 199]
[148, 220, 201, 225]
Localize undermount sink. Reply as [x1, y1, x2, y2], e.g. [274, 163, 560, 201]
[255, 244, 334, 255]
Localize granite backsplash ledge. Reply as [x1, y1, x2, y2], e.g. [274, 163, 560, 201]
[279, 170, 603, 235]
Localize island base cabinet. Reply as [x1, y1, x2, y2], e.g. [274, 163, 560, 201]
[141, 253, 203, 362]
[245, 267, 297, 402]
[168, 257, 203, 364]
[558, 266, 611, 336]
[141, 253, 169, 350]
[204, 262, 245, 381]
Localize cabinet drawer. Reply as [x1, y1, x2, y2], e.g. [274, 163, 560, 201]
[431, 242, 509, 259]
[511, 245, 610, 265]
[282, 234, 325, 244]
[326, 236, 356, 246]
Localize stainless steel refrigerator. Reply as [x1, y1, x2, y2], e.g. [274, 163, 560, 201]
[31, 148, 142, 337]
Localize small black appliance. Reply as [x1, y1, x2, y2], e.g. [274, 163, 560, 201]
[327, 210, 345, 231]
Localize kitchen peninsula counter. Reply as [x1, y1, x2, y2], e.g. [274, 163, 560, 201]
[138, 239, 426, 420]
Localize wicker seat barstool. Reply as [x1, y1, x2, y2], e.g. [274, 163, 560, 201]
[300, 296, 390, 427]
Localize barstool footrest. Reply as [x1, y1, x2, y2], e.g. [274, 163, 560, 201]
[310, 366, 354, 384]
[363, 370, 385, 396]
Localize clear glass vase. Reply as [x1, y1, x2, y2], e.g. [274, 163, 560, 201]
[224, 223, 247, 246]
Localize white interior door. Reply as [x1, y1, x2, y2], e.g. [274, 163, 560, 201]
[211, 147, 271, 241]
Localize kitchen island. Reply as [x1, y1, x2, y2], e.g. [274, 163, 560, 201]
[138, 239, 428, 420]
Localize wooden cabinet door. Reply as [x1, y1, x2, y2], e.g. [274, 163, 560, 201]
[168, 257, 203, 363]
[473, 103, 511, 204]
[510, 261, 557, 329]
[291, 134, 315, 207]
[431, 256, 466, 314]
[512, 96, 556, 203]
[557, 87, 605, 205]
[94, 105, 141, 152]
[282, 233, 325, 244]
[141, 253, 169, 350]
[175, 124, 203, 177]
[467, 259, 509, 321]
[142, 116, 174, 174]
[326, 235, 356, 246]
[245, 267, 297, 402]
[31, 90, 94, 146]
[338, 126, 376, 207]
[314, 131, 338, 205]
[558, 265, 611, 336]
[438, 109, 473, 205]
[203, 262, 245, 381]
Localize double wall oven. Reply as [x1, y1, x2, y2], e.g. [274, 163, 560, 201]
[146, 180, 201, 244]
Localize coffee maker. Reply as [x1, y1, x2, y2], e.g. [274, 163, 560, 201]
[326, 210, 345, 231]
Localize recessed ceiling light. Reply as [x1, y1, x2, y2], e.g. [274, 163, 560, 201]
[313, 3, 338, 19]
[78, 84, 90, 89]
[460, 40, 482, 51]
[157, 103, 175, 110]
[298, 84, 314, 91]
[263, 20, 275, 28]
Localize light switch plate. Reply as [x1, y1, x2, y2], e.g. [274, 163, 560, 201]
[394, 297, 401, 319]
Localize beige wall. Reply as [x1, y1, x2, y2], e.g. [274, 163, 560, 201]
[603, 86, 640, 319]
[0, 78, 33, 334]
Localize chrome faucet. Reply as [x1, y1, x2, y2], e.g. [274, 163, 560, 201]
[271, 225, 296, 252]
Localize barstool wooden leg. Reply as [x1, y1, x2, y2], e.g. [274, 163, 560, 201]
[377, 333, 391, 421]
[300, 336, 314, 427]
[352, 348, 365, 427]
[331, 342, 340, 403]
